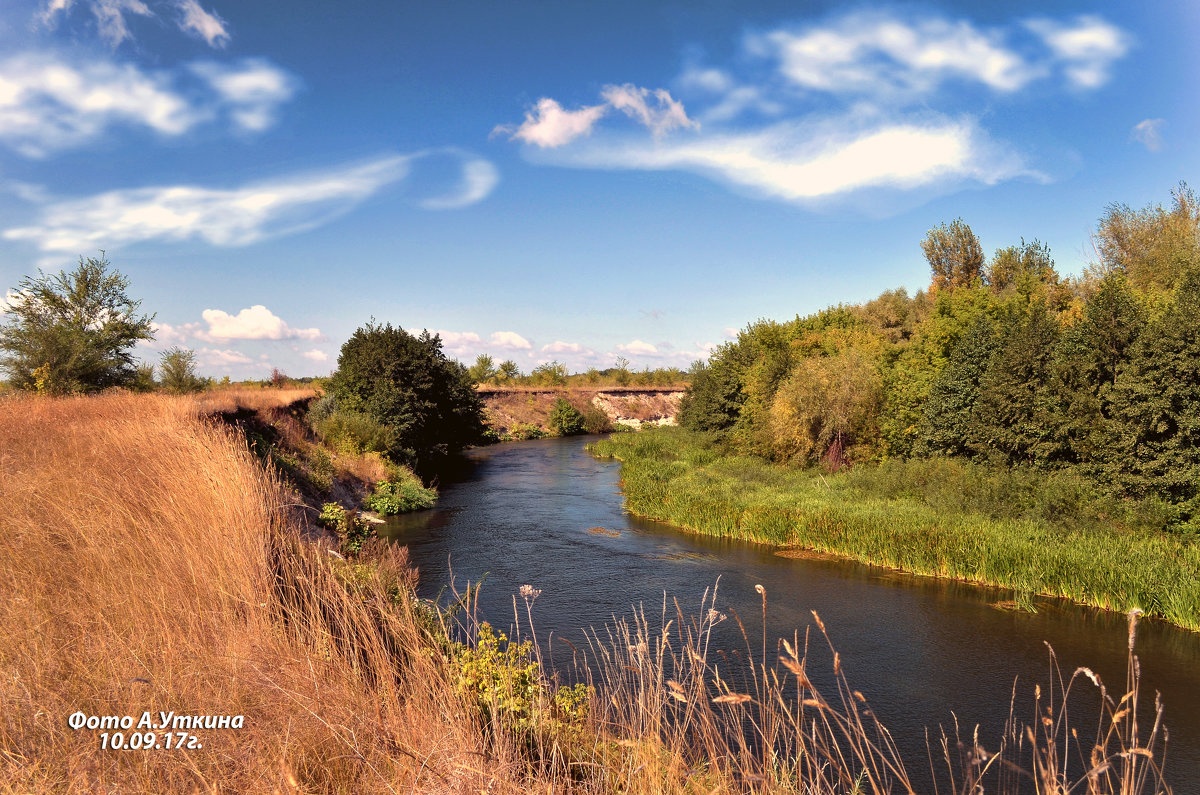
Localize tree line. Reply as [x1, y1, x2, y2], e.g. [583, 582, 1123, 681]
[681, 183, 1200, 529]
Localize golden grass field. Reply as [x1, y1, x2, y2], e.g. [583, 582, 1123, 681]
[0, 390, 1172, 793]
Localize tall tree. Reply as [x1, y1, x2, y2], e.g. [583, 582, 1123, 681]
[330, 321, 484, 474]
[1103, 268, 1200, 521]
[1093, 182, 1200, 293]
[915, 314, 998, 458]
[0, 254, 154, 394]
[922, 218, 984, 292]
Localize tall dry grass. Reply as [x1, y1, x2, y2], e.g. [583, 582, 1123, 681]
[0, 392, 515, 793]
[0, 391, 1174, 793]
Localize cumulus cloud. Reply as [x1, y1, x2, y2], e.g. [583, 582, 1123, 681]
[3, 150, 496, 253]
[497, 98, 608, 148]
[301, 349, 329, 362]
[0, 53, 298, 156]
[541, 340, 584, 354]
[199, 305, 321, 341]
[1131, 118, 1165, 152]
[198, 347, 252, 366]
[38, 0, 231, 48]
[498, 85, 694, 148]
[490, 331, 532, 350]
[616, 340, 658, 356]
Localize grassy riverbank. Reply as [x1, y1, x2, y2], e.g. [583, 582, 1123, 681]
[0, 392, 1172, 793]
[590, 427, 1200, 630]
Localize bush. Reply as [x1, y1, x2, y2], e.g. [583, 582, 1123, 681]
[364, 474, 436, 515]
[313, 408, 396, 456]
[329, 322, 484, 473]
[547, 397, 585, 436]
[160, 347, 207, 394]
[317, 503, 374, 557]
[580, 404, 612, 434]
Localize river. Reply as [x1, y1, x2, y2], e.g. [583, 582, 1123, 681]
[382, 435, 1200, 787]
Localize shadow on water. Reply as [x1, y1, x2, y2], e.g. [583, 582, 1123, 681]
[381, 435, 1200, 785]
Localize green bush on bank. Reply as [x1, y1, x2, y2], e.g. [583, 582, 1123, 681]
[590, 427, 1200, 630]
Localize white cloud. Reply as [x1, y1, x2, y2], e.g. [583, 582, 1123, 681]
[600, 84, 697, 137]
[490, 331, 532, 350]
[1131, 118, 1165, 152]
[499, 85, 694, 148]
[301, 349, 329, 362]
[722, 327, 739, 339]
[173, 0, 229, 47]
[560, 115, 1027, 202]
[198, 347, 252, 366]
[3, 150, 497, 253]
[1, 290, 27, 314]
[497, 97, 608, 148]
[38, 0, 231, 48]
[616, 340, 658, 356]
[417, 155, 500, 210]
[1026, 15, 1130, 89]
[191, 58, 296, 132]
[0, 52, 298, 156]
[149, 319, 199, 346]
[541, 340, 584, 354]
[200, 305, 321, 341]
[752, 12, 1040, 97]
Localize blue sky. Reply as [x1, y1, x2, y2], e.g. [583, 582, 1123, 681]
[0, 0, 1196, 376]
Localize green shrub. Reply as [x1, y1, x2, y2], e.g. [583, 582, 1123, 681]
[364, 475, 436, 515]
[317, 502, 374, 557]
[507, 423, 545, 441]
[547, 397, 585, 436]
[580, 404, 612, 434]
[313, 408, 396, 456]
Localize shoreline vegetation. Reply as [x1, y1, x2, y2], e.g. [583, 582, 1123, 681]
[0, 389, 1172, 793]
[589, 427, 1200, 631]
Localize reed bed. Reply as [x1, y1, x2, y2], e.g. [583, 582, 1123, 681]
[590, 429, 1200, 631]
[0, 392, 1174, 792]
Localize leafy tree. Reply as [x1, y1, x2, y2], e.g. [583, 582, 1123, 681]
[1102, 268, 1200, 522]
[159, 347, 207, 394]
[1041, 272, 1145, 467]
[915, 315, 999, 458]
[468, 353, 497, 384]
[497, 359, 521, 383]
[531, 361, 568, 386]
[969, 302, 1061, 466]
[1093, 182, 1200, 292]
[547, 397, 585, 436]
[768, 347, 882, 468]
[679, 345, 745, 433]
[329, 321, 485, 474]
[613, 356, 631, 386]
[922, 218, 984, 292]
[0, 254, 154, 393]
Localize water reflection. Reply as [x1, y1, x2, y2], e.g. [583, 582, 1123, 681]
[382, 436, 1200, 784]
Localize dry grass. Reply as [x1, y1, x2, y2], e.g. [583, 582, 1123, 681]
[0, 392, 513, 793]
[0, 391, 1173, 793]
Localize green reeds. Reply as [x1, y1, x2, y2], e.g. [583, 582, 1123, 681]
[590, 429, 1200, 630]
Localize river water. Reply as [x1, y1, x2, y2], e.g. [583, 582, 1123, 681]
[382, 435, 1200, 787]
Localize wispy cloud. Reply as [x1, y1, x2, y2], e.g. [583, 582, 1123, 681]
[0, 53, 298, 156]
[199, 305, 321, 341]
[1131, 118, 1165, 152]
[3, 149, 497, 253]
[496, 84, 695, 149]
[498, 10, 1127, 207]
[198, 347, 253, 366]
[38, 0, 231, 48]
[542, 340, 586, 354]
[558, 114, 1027, 202]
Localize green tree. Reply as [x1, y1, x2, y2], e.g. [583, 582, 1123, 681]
[915, 315, 999, 458]
[1103, 268, 1200, 522]
[497, 360, 521, 383]
[969, 302, 1061, 466]
[468, 353, 497, 384]
[1093, 182, 1200, 293]
[922, 218, 984, 292]
[613, 356, 631, 386]
[678, 346, 745, 433]
[0, 254, 155, 393]
[547, 397, 585, 436]
[329, 321, 485, 474]
[159, 347, 206, 394]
